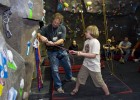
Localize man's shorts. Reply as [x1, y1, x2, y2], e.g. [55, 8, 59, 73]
[78, 65, 105, 87]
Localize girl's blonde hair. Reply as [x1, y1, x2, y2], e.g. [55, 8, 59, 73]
[85, 25, 99, 38]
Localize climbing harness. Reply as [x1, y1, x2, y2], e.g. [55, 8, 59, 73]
[102, 0, 109, 42]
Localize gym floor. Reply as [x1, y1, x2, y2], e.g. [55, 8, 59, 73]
[29, 56, 140, 100]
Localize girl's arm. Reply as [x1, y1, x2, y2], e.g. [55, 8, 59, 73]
[77, 51, 97, 58]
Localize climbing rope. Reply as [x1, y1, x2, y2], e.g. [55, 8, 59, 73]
[79, 1, 86, 37]
[34, 38, 43, 91]
[81, 11, 86, 34]
[102, 0, 108, 42]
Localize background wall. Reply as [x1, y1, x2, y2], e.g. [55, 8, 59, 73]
[44, 0, 140, 51]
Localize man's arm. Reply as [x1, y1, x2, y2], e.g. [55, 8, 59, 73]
[131, 42, 140, 56]
[122, 42, 131, 49]
[118, 42, 122, 48]
[37, 33, 48, 43]
[54, 39, 64, 45]
[37, 33, 55, 46]
[131, 49, 135, 57]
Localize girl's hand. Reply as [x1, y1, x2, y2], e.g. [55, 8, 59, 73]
[69, 50, 77, 55]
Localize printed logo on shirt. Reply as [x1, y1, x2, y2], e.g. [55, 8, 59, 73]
[85, 44, 89, 53]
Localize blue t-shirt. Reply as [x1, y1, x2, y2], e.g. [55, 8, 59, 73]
[40, 24, 66, 50]
[119, 41, 132, 51]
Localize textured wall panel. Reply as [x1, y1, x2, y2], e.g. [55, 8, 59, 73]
[0, 0, 10, 7]
[0, 0, 44, 99]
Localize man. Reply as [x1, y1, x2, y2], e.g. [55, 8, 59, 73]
[38, 13, 76, 93]
[118, 36, 132, 63]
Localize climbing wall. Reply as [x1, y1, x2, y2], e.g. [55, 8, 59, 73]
[0, 0, 45, 99]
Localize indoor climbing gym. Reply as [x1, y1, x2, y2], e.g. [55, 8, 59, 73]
[0, 0, 140, 100]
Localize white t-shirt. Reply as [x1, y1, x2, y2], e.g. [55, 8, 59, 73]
[82, 38, 101, 72]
